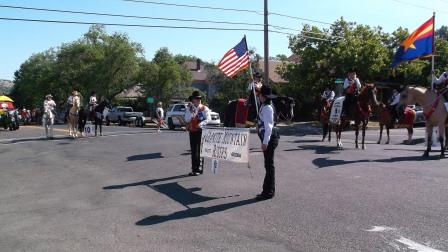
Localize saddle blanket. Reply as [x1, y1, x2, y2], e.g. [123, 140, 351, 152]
[235, 99, 249, 126]
[329, 96, 345, 124]
[445, 102, 448, 112]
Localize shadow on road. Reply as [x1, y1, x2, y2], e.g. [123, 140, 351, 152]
[127, 152, 164, 161]
[284, 145, 340, 155]
[135, 198, 257, 226]
[286, 139, 322, 144]
[313, 155, 440, 169]
[103, 175, 189, 190]
[0, 136, 72, 144]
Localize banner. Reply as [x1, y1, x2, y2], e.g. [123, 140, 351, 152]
[201, 127, 250, 164]
[330, 96, 345, 124]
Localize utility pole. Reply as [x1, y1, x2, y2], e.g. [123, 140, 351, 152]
[264, 0, 269, 86]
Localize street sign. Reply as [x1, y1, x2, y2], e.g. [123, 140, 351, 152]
[146, 97, 154, 104]
[335, 78, 344, 84]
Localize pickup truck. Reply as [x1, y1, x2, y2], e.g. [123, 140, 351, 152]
[165, 103, 221, 130]
[105, 106, 143, 126]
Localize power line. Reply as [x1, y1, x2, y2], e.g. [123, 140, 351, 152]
[121, 0, 335, 26]
[391, 0, 447, 14]
[0, 4, 262, 27]
[0, 4, 343, 39]
[121, 0, 262, 15]
[0, 16, 337, 42]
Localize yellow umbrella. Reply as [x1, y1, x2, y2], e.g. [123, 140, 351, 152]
[0, 95, 13, 102]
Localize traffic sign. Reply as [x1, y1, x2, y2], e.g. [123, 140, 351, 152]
[146, 97, 154, 104]
[335, 78, 344, 84]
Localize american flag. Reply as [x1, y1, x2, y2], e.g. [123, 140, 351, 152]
[218, 37, 250, 77]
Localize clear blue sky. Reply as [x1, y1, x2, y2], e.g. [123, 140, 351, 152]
[1, 0, 446, 80]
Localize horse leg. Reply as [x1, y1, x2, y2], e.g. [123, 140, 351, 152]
[95, 118, 98, 136]
[100, 118, 103, 136]
[407, 126, 414, 144]
[355, 123, 360, 149]
[45, 123, 49, 138]
[362, 121, 367, 150]
[322, 123, 327, 142]
[377, 124, 383, 144]
[439, 124, 445, 159]
[328, 123, 331, 142]
[385, 125, 390, 145]
[50, 120, 54, 139]
[445, 127, 448, 150]
[424, 126, 432, 158]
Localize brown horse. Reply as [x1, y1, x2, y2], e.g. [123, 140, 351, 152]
[333, 84, 379, 149]
[320, 98, 332, 142]
[376, 104, 415, 145]
[400, 86, 447, 158]
[68, 94, 80, 138]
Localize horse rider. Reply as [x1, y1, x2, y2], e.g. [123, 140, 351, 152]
[256, 85, 280, 201]
[342, 68, 362, 116]
[247, 72, 263, 107]
[185, 90, 211, 176]
[89, 91, 98, 120]
[432, 71, 448, 102]
[388, 89, 401, 123]
[44, 94, 56, 114]
[321, 85, 335, 103]
[66, 90, 75, 122]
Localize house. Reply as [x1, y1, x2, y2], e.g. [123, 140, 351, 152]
[0, 79, 14, 94]
[116, 85, 144, 100]
[183, 59, 215, 98]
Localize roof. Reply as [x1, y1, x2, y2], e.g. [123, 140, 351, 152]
[257, 60, 288, 84]
[116, 85, 143, 99]
[183, 60, 208, 83]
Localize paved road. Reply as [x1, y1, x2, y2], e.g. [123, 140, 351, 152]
[0, 125, 447, 251]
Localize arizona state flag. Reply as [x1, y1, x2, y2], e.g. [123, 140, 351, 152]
[392, 16, 435, 68]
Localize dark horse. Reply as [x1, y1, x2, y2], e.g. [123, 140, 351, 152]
[224, 94, 295, 127]
[333, 84, 379, 149]
[320, 98, 332, 142]
[375, 103, 415, 145]
[90, 100, 111, 136]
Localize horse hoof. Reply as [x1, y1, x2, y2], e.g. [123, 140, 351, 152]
[377, 141, 381, 144]
[362, 146, 366, 150]
[385, 141, 390, 145]
[441, 154, 446, 159]
[423, 152, 429, 158]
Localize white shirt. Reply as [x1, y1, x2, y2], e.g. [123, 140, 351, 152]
[343, 78, 362, 90]
[247, 81, 262, 91]
[89, 96, 97, 105]
[156, 107, 164, 119]
[258, 103, 275, 145]
[67, 95, 74, 105]
[44, 100, 56, 110]
[389, 93, 400, 106]
[433, 72, 448, 85]
[184, 104, 211, 128]
[322, 90, 335, 100]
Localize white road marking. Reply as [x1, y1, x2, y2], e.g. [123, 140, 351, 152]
[367, 226, 397, 232]
[366, 226, 445, 252]
[396, 237, 444, 252]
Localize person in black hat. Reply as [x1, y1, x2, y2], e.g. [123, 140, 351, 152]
[342, 68, 362, 116]
[256, 85, 280, 201]
[184, 90, 211, 176]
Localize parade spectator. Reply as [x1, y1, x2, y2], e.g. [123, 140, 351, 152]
[155, 102, 164, 133]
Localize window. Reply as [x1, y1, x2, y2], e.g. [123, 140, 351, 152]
[174, 105, 186, 112]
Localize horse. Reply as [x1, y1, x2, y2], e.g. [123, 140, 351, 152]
[91, 100, 111, 136]
[333, 84, 379, 149]
[400, 86, 448, 158]
[375, 103, 415, 145]
[320, 98, 333, 142]
[42, 106, 55, 139]
[68, 95, 80, 138]
[224, 95, 295, 128]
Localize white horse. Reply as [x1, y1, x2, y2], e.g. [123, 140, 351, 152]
[42, 106, 55, 139]
[68, 95, 80, 138]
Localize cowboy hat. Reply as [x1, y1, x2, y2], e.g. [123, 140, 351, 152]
[45, 94, 53, 99]
[73, 91, 80, 96]
[260, 85, 277, 99]
[191, 90, 202, 99]
[253, 72, 263, 79]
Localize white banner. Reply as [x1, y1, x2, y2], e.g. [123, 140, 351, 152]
[201, 127, 250, 164]
[330, 96, 345, 124]
[84, 122, 95, 136]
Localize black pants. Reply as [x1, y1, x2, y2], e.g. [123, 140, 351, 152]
[189, 130, 202, 173]
[262, 133, 279, 197]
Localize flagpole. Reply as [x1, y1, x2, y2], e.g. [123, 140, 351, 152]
[244, 35, 259, 118]
[432, 12, 436, 91]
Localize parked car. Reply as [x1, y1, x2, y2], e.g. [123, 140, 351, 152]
[411, 105, 425, 126]
[165, 103, 221, 130]
[105, 106, 143, 126]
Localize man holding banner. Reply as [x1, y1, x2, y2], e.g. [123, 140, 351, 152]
[185, 90, 211, 176]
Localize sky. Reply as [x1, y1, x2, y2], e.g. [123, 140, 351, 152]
[1, 0, 447, 80]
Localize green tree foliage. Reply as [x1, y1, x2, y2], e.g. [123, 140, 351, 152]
[12, 25, 145, 108]
[136, 48, 192, 105]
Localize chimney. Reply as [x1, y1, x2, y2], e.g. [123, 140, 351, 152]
[196, 59, 201, 72]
